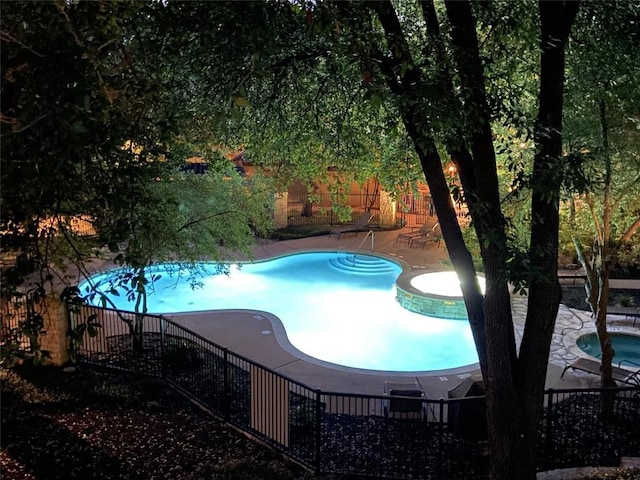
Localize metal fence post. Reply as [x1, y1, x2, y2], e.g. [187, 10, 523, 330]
[314, 388, 322, 475]
[223, 347, 230, 420]
[159, 316, 166, 379]
[438, 398, 445, 480]
[545, 389, 554, 467]
[64, 299, 74, 360]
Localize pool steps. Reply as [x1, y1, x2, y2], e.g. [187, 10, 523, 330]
[328, 254, 398, 275]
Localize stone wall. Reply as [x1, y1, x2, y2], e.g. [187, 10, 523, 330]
[273, 192, 288, 229]
[3, 295, 71, 366]
[378, 191, 397, 229]
[39, 296, 70, 366]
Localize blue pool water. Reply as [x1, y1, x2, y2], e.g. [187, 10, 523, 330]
[577, 332, 640, 368]
[80, 251, 479, 372]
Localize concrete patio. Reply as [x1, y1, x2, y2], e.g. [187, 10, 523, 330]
[166, 227, 639, 400]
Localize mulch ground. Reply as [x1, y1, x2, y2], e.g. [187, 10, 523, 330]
[1, 365, 316, 480]
[3, 365, 640, 480]
[561, 286, 640, 311]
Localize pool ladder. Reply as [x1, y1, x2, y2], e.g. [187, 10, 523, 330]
[356, 229, 375, 253]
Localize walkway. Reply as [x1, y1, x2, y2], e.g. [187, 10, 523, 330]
[167, 228, 639, 399]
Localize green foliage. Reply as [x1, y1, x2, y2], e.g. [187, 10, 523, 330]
[1, 1, 276, 315]
[62, 286, 102, 364]
[270, 225, 331, 240]
[613, 294, 635, 308]
[0, 290, 51, 368]
[559, 1, 640, 269]
[161, 337, 203, 372]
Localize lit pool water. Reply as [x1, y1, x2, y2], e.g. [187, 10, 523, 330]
[80, 251, 479, 372]
[577, 332, 640, 368]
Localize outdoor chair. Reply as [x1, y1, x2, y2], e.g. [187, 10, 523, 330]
[606, 305, 640, 327]
[447, 376, 487, 441]
[410, 224, 442, 249]
[560, 357, 640, 386]
[557, 264, 588, 286]
[329, 212, 374, 239]
[383, 381, 426, 419]
[396, 218, 437, 246]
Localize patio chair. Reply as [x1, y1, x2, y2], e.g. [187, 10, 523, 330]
[447, 376, 487, 441]
[396, 218, 437, 246]
[383, 381, 426, 419]
[329, 212, 374, 239]
[411, 223, 442, 249]
[606, 305, 640, 327]
[560, 357, 640, 386]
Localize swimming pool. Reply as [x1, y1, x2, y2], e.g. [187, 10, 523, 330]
[80, 251, 479, 373]
[577, 332, 640, 368]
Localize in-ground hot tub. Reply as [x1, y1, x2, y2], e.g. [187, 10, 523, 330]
[396, 270, 485, 320]
[577, 332, 640, 368]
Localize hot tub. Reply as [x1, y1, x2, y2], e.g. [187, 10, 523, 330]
[395, 270, 485, 320]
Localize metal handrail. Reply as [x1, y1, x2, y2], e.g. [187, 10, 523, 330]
[357, 229, 375, 253]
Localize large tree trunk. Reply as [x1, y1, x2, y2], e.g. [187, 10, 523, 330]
[349, 1, 578, 478]
[370, 1, 488, 375]
[515, 3, 580, 478]
[443, 2, 525, 476]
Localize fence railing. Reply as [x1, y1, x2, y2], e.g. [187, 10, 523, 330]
[286, 193, 382, 227]
[1, 296, 33, 354]
[68, 303, 640, 479]
[285, 192, 444, 229]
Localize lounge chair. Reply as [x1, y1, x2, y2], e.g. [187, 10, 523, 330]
[383, 381, 426, 418]
[411, 223, 442, 249]
[329, 212, 374, 239]
[560, 357, 640, 386]
[396, 219, 437, 246]
[557, 264, 587, 286]
[607, 306, 640, 326]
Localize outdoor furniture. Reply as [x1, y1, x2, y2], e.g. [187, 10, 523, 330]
[383, 381, 426, 419]
[607, 306, 640, 326]
[395, 219, 437, 246]
[560, 357, 640, 386]
[329, 212, 374, 239]
[557, 265, 588, 285]
[410, 224, 442, 249]
[447, 376, 487, 441]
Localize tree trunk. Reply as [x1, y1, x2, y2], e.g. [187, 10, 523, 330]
[301, 199, 313, 217]
[513, 4, 580, 478]
[370, 0, 489, 374]
[444, 2, 533, 477]
[573, 238, 616, 391]
[352, 1, 579, 478]
[595, 268, 617, 387]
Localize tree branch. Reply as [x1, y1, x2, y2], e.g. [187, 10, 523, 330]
[0, 31, 45, 57]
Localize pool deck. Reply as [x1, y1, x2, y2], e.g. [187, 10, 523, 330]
[165, 228, 640, 400]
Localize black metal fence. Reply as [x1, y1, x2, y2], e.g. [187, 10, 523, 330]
[286, 193, 382, 227]
[285, 192, 439, 229]
[1, 296, 33, 354]
[68, 303, 640, 479]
